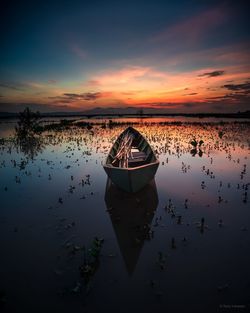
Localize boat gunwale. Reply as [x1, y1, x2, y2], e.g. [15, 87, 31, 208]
[103, 159, 159, 171]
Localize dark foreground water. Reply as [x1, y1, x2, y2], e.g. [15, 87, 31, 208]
[0, 119, 250, 313]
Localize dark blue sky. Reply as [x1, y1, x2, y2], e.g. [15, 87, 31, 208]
[0, 0, 250, 112]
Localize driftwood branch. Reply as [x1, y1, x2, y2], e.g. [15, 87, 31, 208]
[112, 131, 134, 168]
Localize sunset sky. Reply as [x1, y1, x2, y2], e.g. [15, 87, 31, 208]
[1, 0, 250, 113]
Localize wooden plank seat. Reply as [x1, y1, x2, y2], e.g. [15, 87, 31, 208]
[131, 151, 146, 159]
[128, 151, 147, 167]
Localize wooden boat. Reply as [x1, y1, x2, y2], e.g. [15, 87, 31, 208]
[103, 126, 159, 192]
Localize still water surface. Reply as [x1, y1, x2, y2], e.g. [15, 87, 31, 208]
[0, 119, 249, 312]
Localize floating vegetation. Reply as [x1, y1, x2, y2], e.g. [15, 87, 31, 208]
[171, 237, 176, 249]
[157, 251, 167, 270]
[190, 139, 204, 148]
[15, 107, 41, 138]
[0, 116, 249, 312]
[79, 237, 104, 289]
[218, 131, 224, 139]
[196, 217, 209, 233]
[14, 108, 44, 160]
[189, 138, 204, 157]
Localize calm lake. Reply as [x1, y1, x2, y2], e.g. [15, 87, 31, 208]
[0, 118, 250, 313]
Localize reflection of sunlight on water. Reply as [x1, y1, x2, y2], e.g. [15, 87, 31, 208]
[76, 116, 250, 124]
[0, 119, 249, 313]
[1, 121, 249, 220]
[1, 120, 249, 215]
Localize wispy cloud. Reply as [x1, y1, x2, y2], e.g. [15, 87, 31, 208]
[71, 43, 88, 59]
[63, 92, 103, 100]
[80, 63, 250, 106]
[206, 92, 250, 103]
[205, 81, 250, 105]
[48, 80, 57, 84]
[149, 43, 250, 70]
[151, 7, 227, 45]
[86, 80, 101, 87]
[222, 81, 250, 91]
[213, 50, 250, 64]
[0, 83, 24, 91]
[183, 92, 198, 96]
[49, 91, 113, 104]
[92, 66, 151, 85]
[0, 81, 45, 91]
[0, 102, 72, 113]
[2, 63, 249, 113]
[198, 70, 225, 78]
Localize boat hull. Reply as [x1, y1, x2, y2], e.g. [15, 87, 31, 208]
[103, 162, 159, 193]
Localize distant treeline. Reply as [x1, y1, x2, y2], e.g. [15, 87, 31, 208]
[32, 118, 250, 133]
[0, 111, 250, 119]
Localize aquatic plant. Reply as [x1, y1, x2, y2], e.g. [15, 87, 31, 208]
[190, 138, 204, 157]
[79, 237, 104, 288]
[190, 148, 203, 157]
[218, 131, 224, 139]
[15, 107, 41, 138]
[14, 108, 44, 159]
[190, 139, 204, 148]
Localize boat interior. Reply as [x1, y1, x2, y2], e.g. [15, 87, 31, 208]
[107, 130, 156, 168]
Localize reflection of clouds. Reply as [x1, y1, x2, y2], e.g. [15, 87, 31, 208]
[3, 118, 248, 174]
[1, 119, 247, 215]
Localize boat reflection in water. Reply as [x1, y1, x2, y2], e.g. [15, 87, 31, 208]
[105, 179, 158, 275]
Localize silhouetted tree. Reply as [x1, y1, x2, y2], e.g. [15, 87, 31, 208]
[15, 107, 41, 139]
[137, 108, 144, 116]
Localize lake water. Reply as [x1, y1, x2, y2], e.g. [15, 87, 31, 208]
[0, 118, 249, 312]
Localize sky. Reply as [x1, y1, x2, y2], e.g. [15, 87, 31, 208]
[0, 0, 250, 113]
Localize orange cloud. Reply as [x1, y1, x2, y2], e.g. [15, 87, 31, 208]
[82, 64, 250, 106]
[92, 66, 151, 85]
[2, 56, 249, 113]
